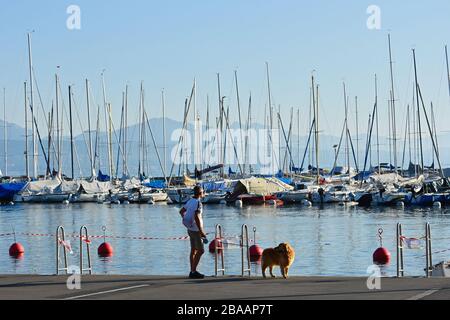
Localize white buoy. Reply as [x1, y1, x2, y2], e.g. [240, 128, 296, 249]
[8, 201, 14, 206]
[235, 200, 243, 207]
[148, 200, 155, 205]
[123, 200, 130, 205]
[433, 201, 442, 208]
[302, 199, 312, 207]
[63, 200, 70, 205]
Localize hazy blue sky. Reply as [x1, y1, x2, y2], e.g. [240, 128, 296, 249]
[1, 0, 450, 138]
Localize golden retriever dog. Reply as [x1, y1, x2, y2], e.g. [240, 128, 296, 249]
[261, 243, 295, 279]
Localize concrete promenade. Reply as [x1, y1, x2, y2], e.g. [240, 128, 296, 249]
[0, 274, 449, 300]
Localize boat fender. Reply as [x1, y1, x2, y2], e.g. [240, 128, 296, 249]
[396, 201, 405, 208]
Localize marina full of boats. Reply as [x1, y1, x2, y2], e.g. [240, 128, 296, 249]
[1, 166, 450, 209]
[1, 33, 450, 210]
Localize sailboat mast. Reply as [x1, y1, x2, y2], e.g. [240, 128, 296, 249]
[375, 75, 380, 174]
[47, 106, 52, 177]
[193, 78, 197, 173]
[412, 86, 418, 177]
[316, 84, 320, 183]
[407, 105, 412, 167]
[55, 74, 62, 180]
[27, 33, 37, 179]
[137, 85, 142, 177]
[312, 75, 319, 184]
[223, 102, 228, 171]
[309, 86, 313, 167]
[101, 72, 112, 180]
[246, 93, 252, 174]
[355, 96, 359, 171]
[116, 92, 124, 178]
[289, 107, 294, 172]
[234, 70, 244, 174]
[86, 79, 94, 178]
[445, 45, 450, 104]
[217, 73, 223, 177]
[366, 114, 372, 167]
[124, 85, 128, 177]
[388, 92, 392, 168]
[266, 62, 274, 174]
[68, 86, 74, 179]
[412, 49, 424, 175]
[297, 108, 300, 170]
[3, 88, 6, 176]
[24, 82, 29, 179]
[162, 89, 167, 182]
[204, 95, 209, 169]
[278, 105, 282, 173]
[388, 34, 398, 174]
[94, 104, 100, 173]
[343, 83, 349, 174]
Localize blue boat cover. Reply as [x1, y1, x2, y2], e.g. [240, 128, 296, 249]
[143, 180, 167, 189]
[201, 181, 227, 192]
[277, 177, 293, 185]
[97, 170, 110, 182]
[257, 174, 293, 186]
[352, 171, 373, 181]
[0, 182, 26, 201]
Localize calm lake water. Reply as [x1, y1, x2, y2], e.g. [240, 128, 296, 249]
[1, 202, 450, 277]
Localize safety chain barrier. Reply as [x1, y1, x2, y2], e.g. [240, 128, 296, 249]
[0, 231, 256, 245]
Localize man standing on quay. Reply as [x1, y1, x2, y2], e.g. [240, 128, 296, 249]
[180, 186, 207, 279]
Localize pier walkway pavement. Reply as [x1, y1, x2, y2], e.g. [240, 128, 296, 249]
[0, 275, 449, 300]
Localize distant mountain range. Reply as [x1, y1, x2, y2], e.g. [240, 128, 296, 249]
[0, 118, 449, 177]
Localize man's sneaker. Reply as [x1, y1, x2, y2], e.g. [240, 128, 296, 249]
[189, 271, 205, 279]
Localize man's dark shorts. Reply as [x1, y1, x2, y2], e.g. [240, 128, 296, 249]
[188, 230, 204, 251]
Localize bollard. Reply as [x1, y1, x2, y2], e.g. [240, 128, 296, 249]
[396, 223, 404, 277]
[214, 224, 225, 276]
[425, 223, 432, 277]
[241, 224, 251, 277]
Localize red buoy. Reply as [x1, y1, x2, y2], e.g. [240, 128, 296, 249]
[208, 238, 223, 253]
[249, 244, 263, 257]
[9, 243, 25, 258]
[98, 242, 114, 257]
[373, 247, 391, 265]
[249, 245, 263, 262]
